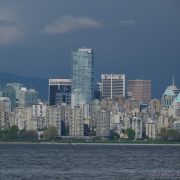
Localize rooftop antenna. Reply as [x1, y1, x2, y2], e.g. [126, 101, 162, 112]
[172, 75, 175, 86]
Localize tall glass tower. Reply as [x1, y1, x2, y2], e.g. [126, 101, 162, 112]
[71, 48, 94, 106]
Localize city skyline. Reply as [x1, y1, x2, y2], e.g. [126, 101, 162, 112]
[0, 0, 179, 98]
[0, 1, 180, 179]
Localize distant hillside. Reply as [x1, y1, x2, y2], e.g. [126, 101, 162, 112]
[0, 73, 48, 100]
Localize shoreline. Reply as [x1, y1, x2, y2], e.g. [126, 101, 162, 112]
[0, 142, 180, 146]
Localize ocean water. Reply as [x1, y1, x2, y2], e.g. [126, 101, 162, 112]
[0, 144, 180, 180]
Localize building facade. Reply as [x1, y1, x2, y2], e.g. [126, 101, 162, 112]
[71, 48, 94, 106]
[146, 119, 157, 139]
[48, 79, 71, 106]
[101, 74, 125, 99]
[17, 88, 38, 107]
[132, 117, 142, 139]
[128, 80, 151, 104]
[69, 105, 84, 137]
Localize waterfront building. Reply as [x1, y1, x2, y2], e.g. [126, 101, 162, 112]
[157, 110, 171, 133]
[12, 107, 33, 131]
[89, 100, 101, 134]
[128, 80, 151, 104]
[101, 74, 125, 99]
[96, 109, 110, 138]
[173, 120, 180, 131]
[69, 105, 84, 137]
[0, 111, 10, 129]
[145, 118, 157, 139]
[48, 78, 71, 106]
[32, 102, 47, 130]
[46, 106, 62, 136]
[132, 117, 142, 139]
[59, 104, 72, 135]
[71, 48, 94, 106]
[0, 97, 11, 129]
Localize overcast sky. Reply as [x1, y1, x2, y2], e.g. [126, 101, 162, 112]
[0, 0, 180, 97]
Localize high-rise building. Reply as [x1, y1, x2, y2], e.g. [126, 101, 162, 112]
[94, 81, 102, 100]
[48, 79, 71, 106]
[132, 117, 142, 139]
[69, 105, 84, 137]
[3, 83, 23, 110]
[161, 79, 180, 109]
[101, 74, 125, 99]
[96, 109, 110, 137]
[46, 106, 62, 137]
[17, 87, 38, 107]
[0, 97, 11, 113]
[146, 119, 157, 139]
[128, 80, 151, 103]
[71, 48, 94, 106]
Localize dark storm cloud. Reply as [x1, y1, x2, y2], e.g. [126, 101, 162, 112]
[0, 0, 179, 97]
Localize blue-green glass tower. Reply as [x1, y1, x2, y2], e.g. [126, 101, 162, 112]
[71, 48, 94, 106]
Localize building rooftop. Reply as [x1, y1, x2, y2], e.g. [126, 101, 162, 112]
[163, 85, 178, 97]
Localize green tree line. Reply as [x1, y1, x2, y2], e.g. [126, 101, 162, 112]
[0, 125, 58, 141]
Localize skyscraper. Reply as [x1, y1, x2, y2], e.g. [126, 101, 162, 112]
[101, 74, 125, 99]
[3, 83, 23, 110]
[17, 87, 38, 107]
[71, 48, 94, 106]
[48, 79, 71, 106]
[128, 80, 151, 103]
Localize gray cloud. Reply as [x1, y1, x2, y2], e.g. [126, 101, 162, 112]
[0, 6, 23, 45]
[117, 19, 136, 27]
[0, 26, 23, 45]
[44, 15, 101, 34]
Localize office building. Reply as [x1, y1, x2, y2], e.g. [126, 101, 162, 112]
[101, 74, 125, 99]
[71, 48, 94, 106]
[128, 80, 151, 103]
[3, 83, 23, 110]
[48, 79, 71, 106]
[161, 80, 180, 108]
[17, 88, 38, 107]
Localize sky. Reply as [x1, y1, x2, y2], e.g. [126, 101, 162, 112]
[0, 0, 180, 98]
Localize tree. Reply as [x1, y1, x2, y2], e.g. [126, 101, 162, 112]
[26, 130, 38, 140]
[6, 125, 19, 139]
[167, 129, 180, 141]
[126, 128, 135, 140]
[159, 128, 168, 140]
[44, 126, 58, 140]
[84, 124, 91, 136]
[109, 130, 120, 140]
[19, 129, 38, 140]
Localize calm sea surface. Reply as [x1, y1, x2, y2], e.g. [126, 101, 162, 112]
[0, 144, 180, 180]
